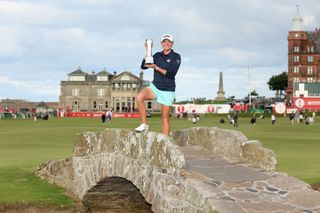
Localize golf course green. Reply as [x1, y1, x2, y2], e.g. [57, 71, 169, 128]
[0, 115, 319, 207]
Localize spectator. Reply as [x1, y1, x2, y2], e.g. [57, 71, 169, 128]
[226, 114, 231, 122]
[233, 113, 238, 127]
[192, 113, 197, 124]
[106, 109, 113, 124]
[299, 113, 303, 124]
[289, 112, 294, 125]
[101, 113, 106, 124]
[250, 114, 256, 125]
[271, 114, 276, 125]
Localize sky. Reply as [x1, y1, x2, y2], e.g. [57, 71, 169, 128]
[0, 0, 320, 102]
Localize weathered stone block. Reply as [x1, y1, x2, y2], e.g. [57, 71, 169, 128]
[241, 140, 277, 171]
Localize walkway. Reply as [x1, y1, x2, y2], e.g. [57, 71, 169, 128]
[181, 145, 320, 213]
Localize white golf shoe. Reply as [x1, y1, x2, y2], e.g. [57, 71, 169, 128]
[135, 124, 149, 132]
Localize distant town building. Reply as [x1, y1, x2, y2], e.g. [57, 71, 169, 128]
[287, 6, 320, 103]
[0, 99, 58, 113]
[60, 67, 161, 112]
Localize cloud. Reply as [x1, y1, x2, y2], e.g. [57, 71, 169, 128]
[0, 75, 58, 100]
[0, 0, 319, 102]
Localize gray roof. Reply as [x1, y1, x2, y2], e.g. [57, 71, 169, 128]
[36, 101, 48, 108]
[112, 71, 140, 82]
[97, 70, 111, 76]
[68, 67, 87, 76]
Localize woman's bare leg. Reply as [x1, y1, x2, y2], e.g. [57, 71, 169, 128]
[161, 105, 171, 135]
[136, 87, 155, 124]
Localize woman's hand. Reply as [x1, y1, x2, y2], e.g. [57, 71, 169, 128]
[144, 64, 157, 69]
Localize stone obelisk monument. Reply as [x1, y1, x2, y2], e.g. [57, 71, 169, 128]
[215, 71, 226, 101]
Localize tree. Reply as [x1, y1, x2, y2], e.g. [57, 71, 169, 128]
[247, 90, 258, 98]
[267, 72, 288, 98]
[250, 90, 258, 97]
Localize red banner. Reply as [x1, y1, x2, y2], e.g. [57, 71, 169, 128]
[233, 103, 242, 111]
[292, 97, 320, 110]
[65, 112, 140, 118]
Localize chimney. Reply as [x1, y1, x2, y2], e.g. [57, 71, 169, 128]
[140, 70, 143, 80]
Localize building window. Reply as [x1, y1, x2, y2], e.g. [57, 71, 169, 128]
[147, 101, 152, 109]
[72, 88, 80, 96]
[307, 77, 313, 82]
[73, 101, 79, 112]
[115, 83, 119, 90]
[98, 102, 103, 111]
[93, 101, 97, 109]
[307, 66, 313, 74]
[293, 77, 299, 82]
[97, 76, 108, 81]
[294, 46, 299, 52]
[132, 97, 136, 111]
[132, 83, 137, 90]
[116, 97, 120, 111]
[294, 56, 299, 62]
[97, 88, 105, 97]
[307, 46, 314, 52]
[127, 97, 131, 112]
[293, 66, 299, 73]
[105, 101, 108, 108]
[307, 56, 313, 62]
[121, 97, 126, 112]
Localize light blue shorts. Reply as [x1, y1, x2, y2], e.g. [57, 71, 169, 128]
[149, 83, 175, 106]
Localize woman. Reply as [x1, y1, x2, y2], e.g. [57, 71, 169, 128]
[135, 34, 181, 135]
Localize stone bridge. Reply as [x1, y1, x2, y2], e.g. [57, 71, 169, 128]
[36, 127, 320, 213]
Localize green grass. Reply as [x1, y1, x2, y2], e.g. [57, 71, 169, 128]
[0, 167, 73, 206]
[0, 115, 319, 207]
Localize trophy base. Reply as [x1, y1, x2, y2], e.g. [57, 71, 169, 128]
[145, 57, 154, 65]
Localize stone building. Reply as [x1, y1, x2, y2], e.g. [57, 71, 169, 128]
[287, 7, 320, 102]
[60, 67, 161, 112]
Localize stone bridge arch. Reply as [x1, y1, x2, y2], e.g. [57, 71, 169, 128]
[37, 129, 199, 212]
[82, 176, 152, 212]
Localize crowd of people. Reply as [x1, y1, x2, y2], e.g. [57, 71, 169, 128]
[175, 110, 317, 127]
[289, 111, 316, 125]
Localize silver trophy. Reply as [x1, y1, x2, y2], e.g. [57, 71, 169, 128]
[145, 38, 154, 64]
